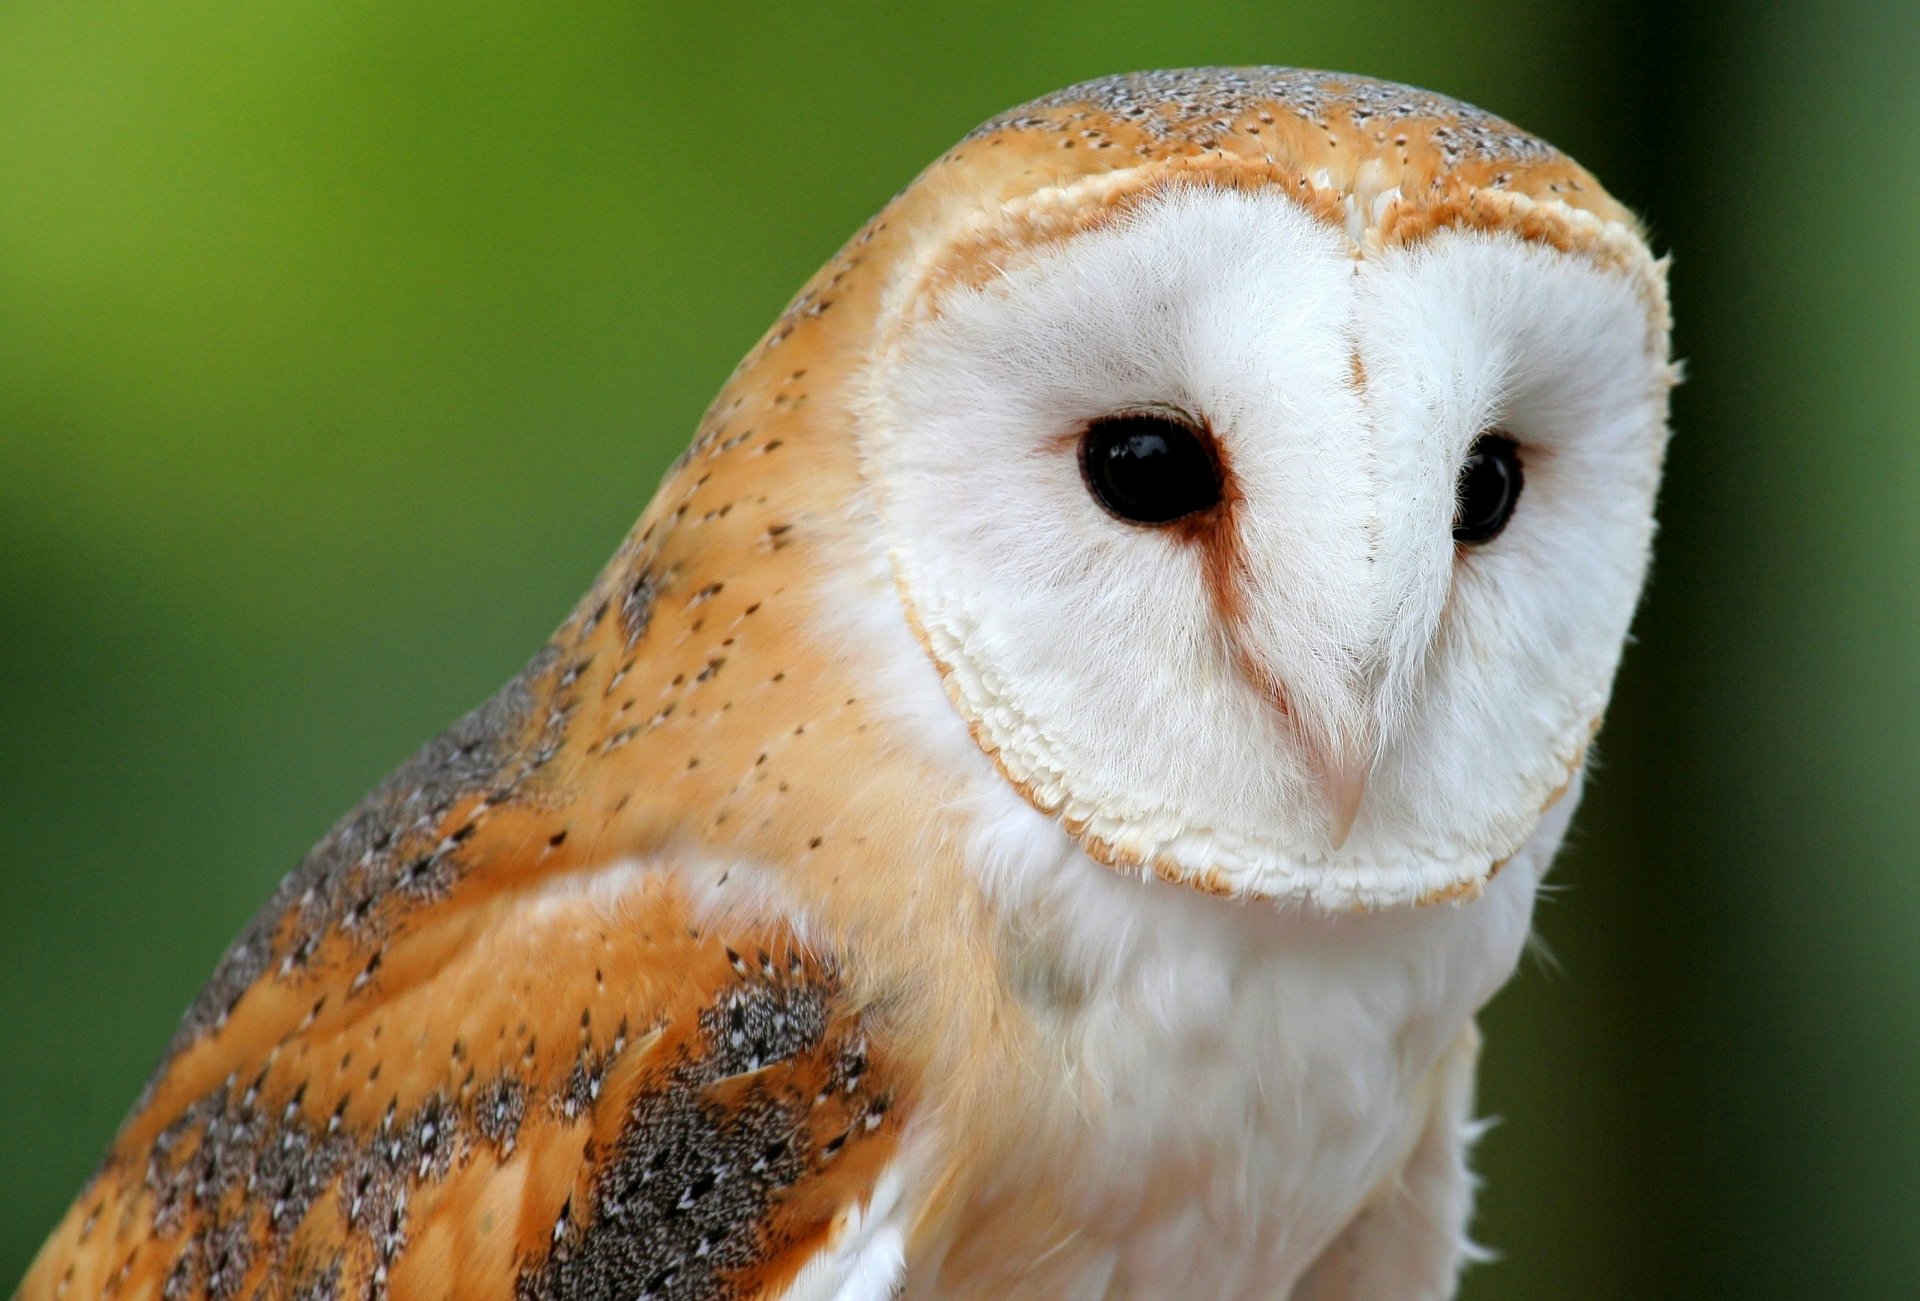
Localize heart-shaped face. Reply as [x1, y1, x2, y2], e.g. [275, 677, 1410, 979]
[860, 74, 1671, 910]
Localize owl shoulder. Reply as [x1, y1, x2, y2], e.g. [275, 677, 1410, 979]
[23, 780, 906, 1298]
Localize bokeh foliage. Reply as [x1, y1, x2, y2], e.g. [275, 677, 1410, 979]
[3, 1, 1916, 1293]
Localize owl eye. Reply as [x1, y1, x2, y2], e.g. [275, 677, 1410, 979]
[1079, 413, 1223, 525]
[1452, 433, 1524, 545]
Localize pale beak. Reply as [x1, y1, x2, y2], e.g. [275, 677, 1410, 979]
[1317, 746, 1373, 850]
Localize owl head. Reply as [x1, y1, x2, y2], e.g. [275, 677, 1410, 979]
[626, 69, 1673, 917]
[830, 70, 1673, 911]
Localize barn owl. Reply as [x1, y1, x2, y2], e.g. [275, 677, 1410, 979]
[19, 67, 1672, 1300]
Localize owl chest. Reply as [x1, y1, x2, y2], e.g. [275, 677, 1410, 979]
[918, 858, 1538, 1299]
[1027, 958, 1436, 1294]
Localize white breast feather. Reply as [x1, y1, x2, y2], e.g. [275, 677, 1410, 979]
[815, 550, 1573, 1296]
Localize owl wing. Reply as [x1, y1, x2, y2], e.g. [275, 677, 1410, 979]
[18, 657, 905, 1301]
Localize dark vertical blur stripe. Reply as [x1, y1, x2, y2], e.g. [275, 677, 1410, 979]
[1598, 0, 1747, 1291]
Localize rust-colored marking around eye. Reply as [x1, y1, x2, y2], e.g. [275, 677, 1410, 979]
[1170, 426, 1295, 726]
[1057, 411, 1292, 726]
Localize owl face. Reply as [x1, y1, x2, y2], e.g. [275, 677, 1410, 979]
[860, 143, 1670, 910]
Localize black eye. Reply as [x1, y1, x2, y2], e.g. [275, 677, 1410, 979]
[1452, 433, 1524, 545]
[1079, 413, 1223, 525]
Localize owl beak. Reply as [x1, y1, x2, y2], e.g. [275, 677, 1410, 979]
[1317, 745, 1373, 850]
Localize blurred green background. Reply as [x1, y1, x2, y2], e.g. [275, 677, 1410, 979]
[3, 0, 1916, 1293]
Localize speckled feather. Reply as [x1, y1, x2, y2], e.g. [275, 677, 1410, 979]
[20, 325, 918, 1299]
[20, 68, 1658, 1300]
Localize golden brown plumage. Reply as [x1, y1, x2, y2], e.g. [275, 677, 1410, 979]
[20, 68, 1667, 1299]
[23, 638, 904, 1298]
[21, 253, 926, 1296]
